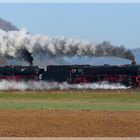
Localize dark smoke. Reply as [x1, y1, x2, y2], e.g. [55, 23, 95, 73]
[17, 48, 33, 66]
[96, 41, 135, 61]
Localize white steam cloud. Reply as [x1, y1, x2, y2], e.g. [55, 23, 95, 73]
[0, 80, 128, 91]
[0, 28, 135, 66]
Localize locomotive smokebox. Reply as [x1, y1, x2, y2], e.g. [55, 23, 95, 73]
[131, 60, 136, 65]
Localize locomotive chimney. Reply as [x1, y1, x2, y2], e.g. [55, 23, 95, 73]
[131, 60, 136, 65]
[30, 62, 33, 66]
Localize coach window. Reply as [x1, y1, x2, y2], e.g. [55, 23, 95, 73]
[78, 68, 82, 73]
[61, 67, 63, 72]
[57, 67, 59, 72]
[53, 68, 55, 72]
[59, 67, 61, 72]
[64, 67, 67, 72]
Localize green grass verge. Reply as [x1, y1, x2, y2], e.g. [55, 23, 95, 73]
[0, 90, 139, 111]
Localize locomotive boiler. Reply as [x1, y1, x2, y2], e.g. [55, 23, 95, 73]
[0, 65, 44, 81]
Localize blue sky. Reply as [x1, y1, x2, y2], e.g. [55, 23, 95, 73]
[0, 3, 140, 49]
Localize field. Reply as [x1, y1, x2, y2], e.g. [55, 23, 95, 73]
[0, 89, 140, 136]
[0, 89, 140, 111]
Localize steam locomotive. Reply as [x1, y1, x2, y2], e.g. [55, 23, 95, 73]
[0, 62, 140, 88]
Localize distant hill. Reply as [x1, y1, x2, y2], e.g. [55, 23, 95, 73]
[0, 18, 18, 31]
[134, 48, 140, 51]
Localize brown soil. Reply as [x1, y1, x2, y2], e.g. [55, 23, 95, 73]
[0, 110, 139, 137]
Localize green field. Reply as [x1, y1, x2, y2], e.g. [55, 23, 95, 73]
[0, 90, 140, 111]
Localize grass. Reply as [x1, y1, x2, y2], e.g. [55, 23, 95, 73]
[0, 89, 139, 111]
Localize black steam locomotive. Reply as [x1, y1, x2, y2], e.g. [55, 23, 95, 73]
[0, 63, 140, 88]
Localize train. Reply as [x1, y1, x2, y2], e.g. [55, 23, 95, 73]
[0, 62, 140, 88]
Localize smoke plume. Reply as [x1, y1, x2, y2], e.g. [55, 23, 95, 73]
[0, 28, 135, 66]
[17, 48, 33, 65]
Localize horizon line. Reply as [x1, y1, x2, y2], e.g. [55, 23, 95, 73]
[0, 0, 140, 3]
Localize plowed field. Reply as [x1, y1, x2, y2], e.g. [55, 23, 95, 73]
[0, 110, 139, 137]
